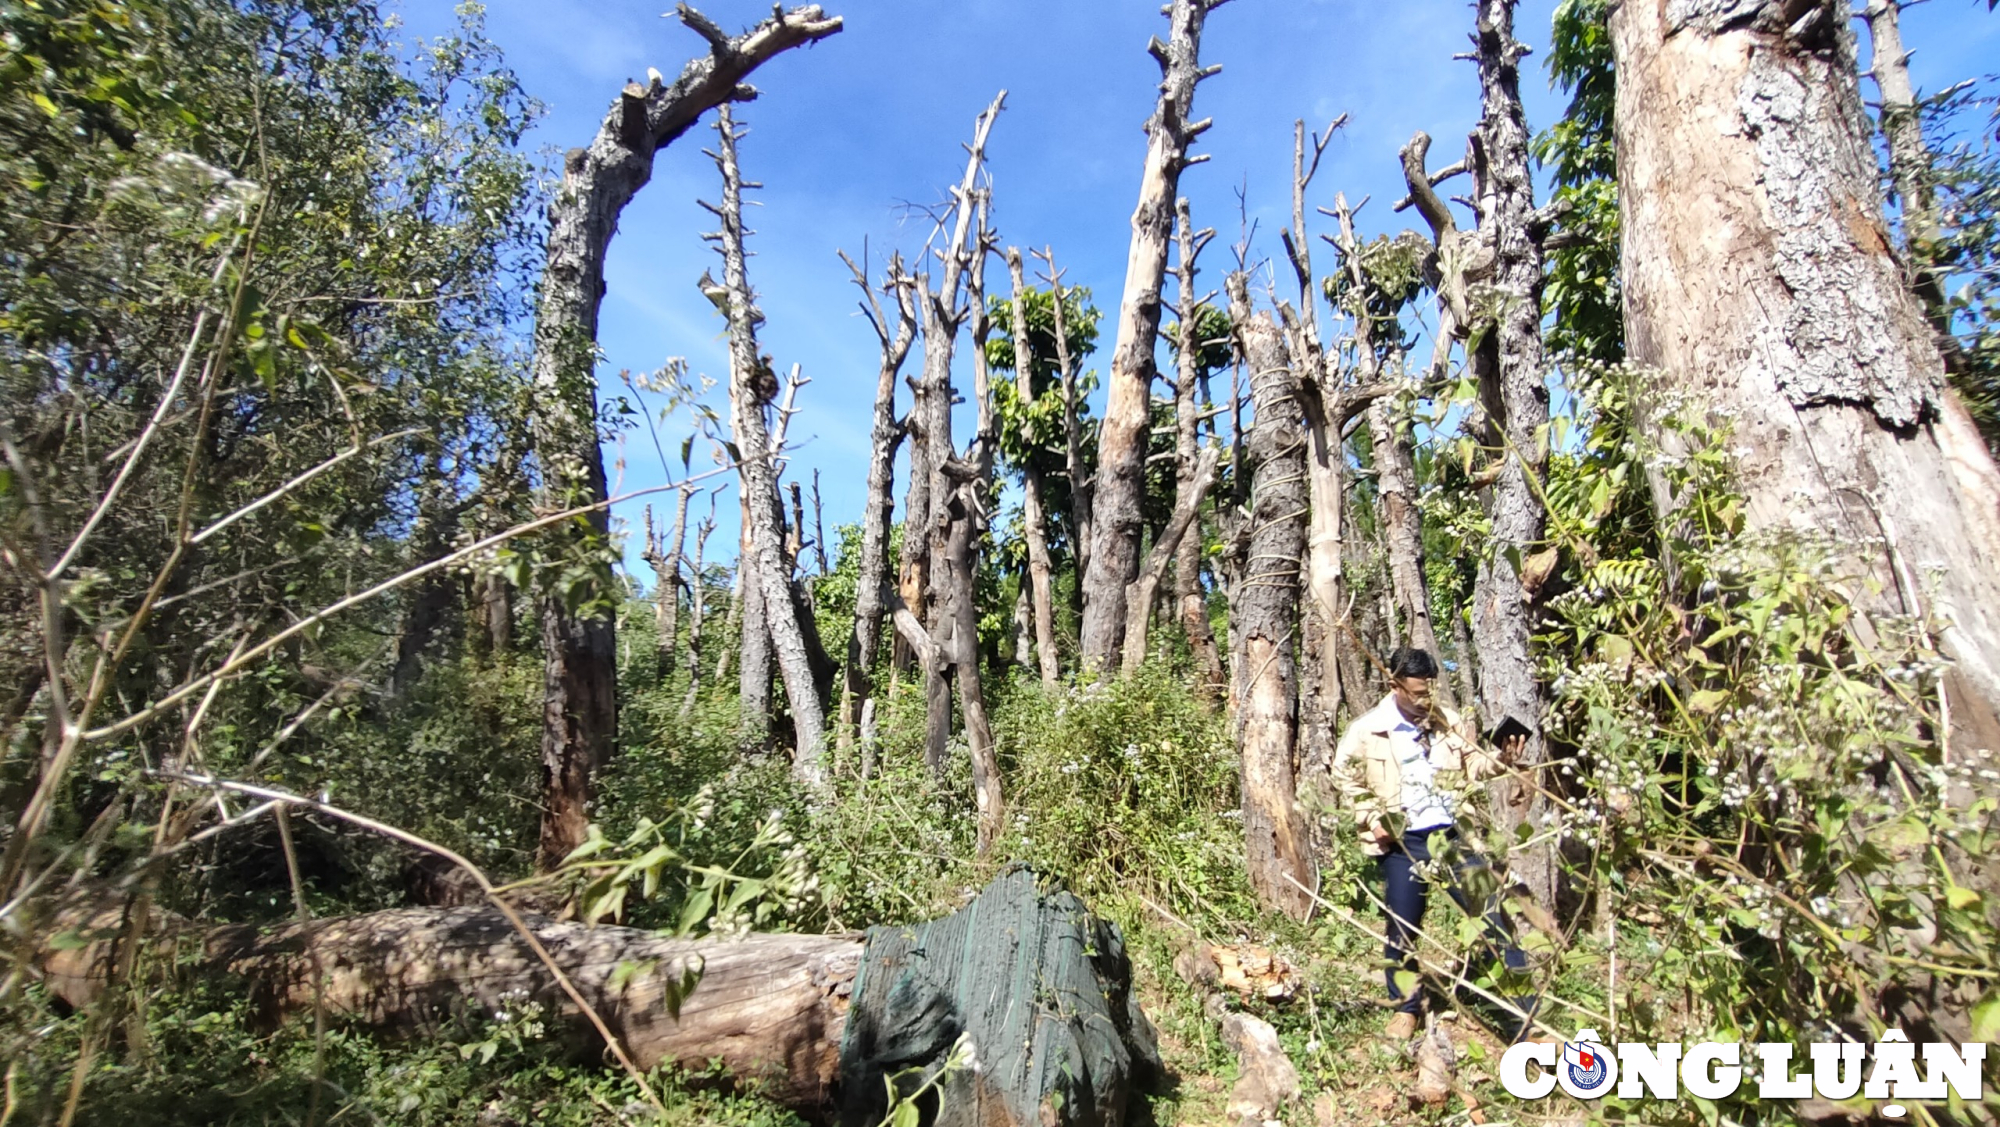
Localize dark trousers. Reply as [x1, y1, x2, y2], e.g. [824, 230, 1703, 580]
[1379, 827, 1537, 1037]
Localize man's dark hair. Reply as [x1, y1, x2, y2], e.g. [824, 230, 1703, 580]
[1388, 646, 1439, 680]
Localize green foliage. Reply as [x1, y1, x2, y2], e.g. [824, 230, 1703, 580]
[1519, 362, 1999, 1121]
[1916, 79, 2000, 451]
[0, 976, 803, 1126]
[1533, 0, 1624, 362]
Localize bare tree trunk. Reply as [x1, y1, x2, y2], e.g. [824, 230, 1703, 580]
[943, 480, 1004, 854]
[1460, 0, 1556, 908]
[1036, 248, 1094, 599]
[1171, 202, 1225, 700]
[642, 488, 692, 683]
[810, 471, 828, 577]
[1612, 0, 2000, 750]
[1861, 0, 1954, 364]
[838, 251, 917, 744]
[912, 94, 1005, 771]
[528, 5, 842, 869]
[1368, 399, 1448, 689]
[1080, 0, 1226, 671]
[736, 506, 771, 746]
[1122, 448, 1220, 675]
[1226, 273, 1314, 921]
[706, 106, 828, 787]
[1006, 249, 1062, 686]
[682, 502, 714, 717]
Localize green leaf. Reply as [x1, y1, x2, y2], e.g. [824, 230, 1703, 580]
[1970, 990, 2000, 1045]
[1688, 689, 1730, 715]
[31, 92, 59, 117]
[891, 1100, 920, 1127]
[1946, 886, 1981, 911]
[678, 886, 714, 936]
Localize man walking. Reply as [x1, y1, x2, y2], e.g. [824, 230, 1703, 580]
[1332, 646, 1541, 1042]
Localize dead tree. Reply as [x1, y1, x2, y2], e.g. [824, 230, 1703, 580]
[1276, 119, 1392, 776]
[907, 93, 1006, 771]
[1611, 0, 2000, 748]
[810, 471, 829, 576]
[1006, 248, 1062, 686]
[1080, 0, 1229, 670]
[527, 3, 842, 868]
[1227, 273, 1315, 921]
[1328, 197, 1453, 708]
[1171, 200, 1227, 698]
[681, 493, 717, 717]
[1034, 247, 1094, 597]
[1457, 0, 1558, 908]
[704, 104, 829, 786]
[641, 487, 694, 682]
[837, 249, 918, 746]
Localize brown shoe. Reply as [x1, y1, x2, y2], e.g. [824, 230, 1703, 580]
[1383, 1011, 1419, 1041]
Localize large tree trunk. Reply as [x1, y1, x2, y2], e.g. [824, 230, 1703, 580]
[1006, 249, 1062, 687]
[1611, 0, 2000, 751]
[709, 106, 828, 786]
[41, 869, 1157, 1127]
[1079, 0, 1223, 670]
[838, 252, 916, 746]
[528, 5, 842, 868]
[1467, 0, 1556, 909]
[1226, 274, 1315, 921]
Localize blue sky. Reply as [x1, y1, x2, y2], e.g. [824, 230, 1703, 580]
[399, 0, 1999, 583]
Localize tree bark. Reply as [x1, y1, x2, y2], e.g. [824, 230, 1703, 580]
[736, 505, 772, 744]
[1171, 202, 1226, 700]
[1369, 398, 1449, 694]
[707, 105, 828, 787]
[528, 5, 842, 868]
[1080, 0, 1225, 671]
[1467, 0, 1555, 908]
[1226, 273, 1315, 921]
[1611, 0, 2000, 750]
[838, 250, 917, 744]
[1007, 249, 1062, 686]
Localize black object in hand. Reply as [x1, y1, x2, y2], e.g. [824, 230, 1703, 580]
[1486, 714, 1533, 747]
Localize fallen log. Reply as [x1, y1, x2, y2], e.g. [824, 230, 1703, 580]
[34, 865, 1159, 1127]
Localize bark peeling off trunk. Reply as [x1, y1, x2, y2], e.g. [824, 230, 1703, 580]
[1613, 0, 2000, 749]
[1227, 275, 1315, 920]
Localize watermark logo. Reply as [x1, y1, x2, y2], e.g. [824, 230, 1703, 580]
[1557, 1030, 1617, 1099]
[1501, 1030, 1985, 1118]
